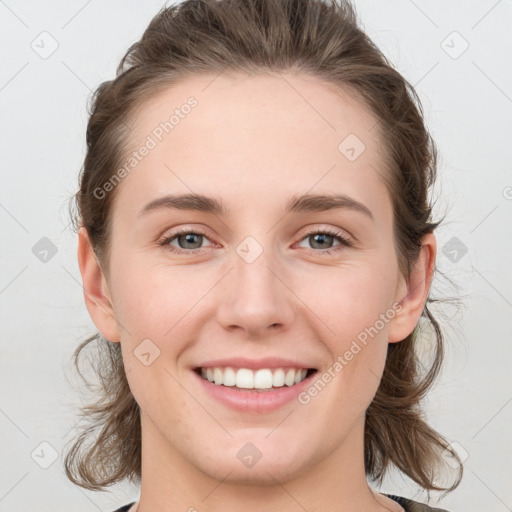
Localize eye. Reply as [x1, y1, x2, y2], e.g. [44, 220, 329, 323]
[159, 228, 215, 254]
[159, 226, 353, 256]
[295, 227, 353, 255]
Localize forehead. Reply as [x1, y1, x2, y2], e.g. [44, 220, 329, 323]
[126, 71, 380, 151]
[114, 72, 390, 221]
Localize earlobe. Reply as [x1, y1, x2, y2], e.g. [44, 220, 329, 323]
[77, 227, 121, 342]
[388, 232, 437, 344]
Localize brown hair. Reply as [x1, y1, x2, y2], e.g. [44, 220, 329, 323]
[65, 0, 463, 495]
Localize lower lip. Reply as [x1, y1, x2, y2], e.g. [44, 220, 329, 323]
[192, 369, 317, 413]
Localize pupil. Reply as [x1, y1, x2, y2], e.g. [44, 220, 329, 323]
[312, 234, 332, 249]
[180, 233, 201, 249]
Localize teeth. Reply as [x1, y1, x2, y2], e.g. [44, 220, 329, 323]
[284, 368, 295, 386]
[213, 367, 223, 385]
[236, 368, 254, 389]
[223, 367, 236, 386]
[254, 369, 273, 389]
[199, 367, 310, 389]
[273, 368, 285, 387]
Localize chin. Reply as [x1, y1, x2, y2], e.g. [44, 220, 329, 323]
[188, 436, 317, 486]
[202, 456, 309, 486]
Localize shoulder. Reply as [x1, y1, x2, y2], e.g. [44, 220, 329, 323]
[112, 497, 451, 512]
[111, 504, 136, 512]
[385, 494, 451, 512]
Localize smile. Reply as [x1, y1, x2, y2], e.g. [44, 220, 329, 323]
[195, 366, 317, 391]
[191, 357, 320, 412]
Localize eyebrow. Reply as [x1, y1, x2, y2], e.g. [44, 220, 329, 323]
[138, 192, 374, 220]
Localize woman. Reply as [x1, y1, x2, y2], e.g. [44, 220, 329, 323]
[64, 0, 463, 510]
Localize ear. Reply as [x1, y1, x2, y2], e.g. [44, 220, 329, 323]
[77, 226, 120, 343]
[388, 232, 436, 343]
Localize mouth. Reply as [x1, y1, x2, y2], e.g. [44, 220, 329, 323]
[193, 366, 318, 392]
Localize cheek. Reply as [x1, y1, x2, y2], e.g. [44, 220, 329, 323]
[298, 260, 399, 343]
[110, 258, 211, 339]
[111, 260, 218, 403]
[296, 261, 397, 400]
[108, 260, 201, 408]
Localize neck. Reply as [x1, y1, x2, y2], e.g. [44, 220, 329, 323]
[134, 413, 398, 512]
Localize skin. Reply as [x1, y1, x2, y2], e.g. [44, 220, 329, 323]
[78, 72, 436, 512]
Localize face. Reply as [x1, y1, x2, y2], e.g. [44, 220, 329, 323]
[79, 72, 433, 487]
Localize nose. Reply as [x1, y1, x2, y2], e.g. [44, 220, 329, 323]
[215, 246, 295, 338]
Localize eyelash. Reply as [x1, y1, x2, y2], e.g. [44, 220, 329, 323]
[159, 226, 353, 256]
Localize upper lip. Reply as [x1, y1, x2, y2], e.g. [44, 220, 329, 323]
[194, 357, 317, 370]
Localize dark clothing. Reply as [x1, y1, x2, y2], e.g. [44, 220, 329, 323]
[112, 505, 135, 512]
[385, 494, 450, 511]
[112, 494, 450, 511]
[112, 505, 134, 512]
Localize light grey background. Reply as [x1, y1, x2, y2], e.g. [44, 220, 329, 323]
[1, 1, 511, 510]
